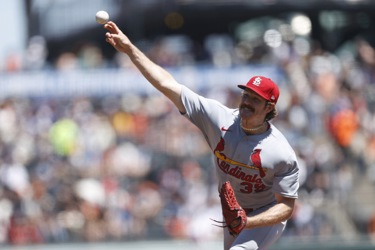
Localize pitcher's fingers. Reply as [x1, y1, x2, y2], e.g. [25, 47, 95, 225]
[107, 33, 122, 41]
[105, 37, 116, 46]
[107, 21, 121, 33]
[104, 22, 116, 33]
[105, 32, 121, 41]
[104, 21, 119, 33]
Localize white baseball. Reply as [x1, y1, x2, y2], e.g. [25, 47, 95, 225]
[95, 10, 109, 24]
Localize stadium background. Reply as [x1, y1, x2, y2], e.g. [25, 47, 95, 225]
[1, 0, 375, 249]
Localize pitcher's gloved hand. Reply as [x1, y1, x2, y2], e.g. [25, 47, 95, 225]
[219, 181, 247, 236]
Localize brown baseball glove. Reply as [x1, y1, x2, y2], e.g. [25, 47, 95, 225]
[218, 181, 247, 236]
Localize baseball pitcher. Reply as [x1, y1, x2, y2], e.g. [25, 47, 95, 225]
[104, 21, 299, 250]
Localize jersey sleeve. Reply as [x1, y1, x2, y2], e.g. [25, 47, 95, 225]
[272, 155, 299, 198]
[180, 85, 232, 148]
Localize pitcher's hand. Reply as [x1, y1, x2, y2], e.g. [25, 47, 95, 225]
[104, 21, 132, 53]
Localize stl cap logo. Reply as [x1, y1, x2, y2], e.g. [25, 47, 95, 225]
[252, 77, 262, 86]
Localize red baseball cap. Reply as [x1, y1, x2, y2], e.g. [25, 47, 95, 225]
[238, 76, 279, 103]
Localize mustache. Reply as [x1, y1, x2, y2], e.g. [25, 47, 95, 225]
[239, 104, 254, 112]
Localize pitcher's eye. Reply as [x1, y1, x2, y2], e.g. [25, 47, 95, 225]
[241, 93, 250, 98]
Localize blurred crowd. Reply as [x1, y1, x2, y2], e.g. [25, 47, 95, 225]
[1, 18, 375, 246]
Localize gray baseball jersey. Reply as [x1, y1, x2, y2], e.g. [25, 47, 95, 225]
[180, 86, 299, 210]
